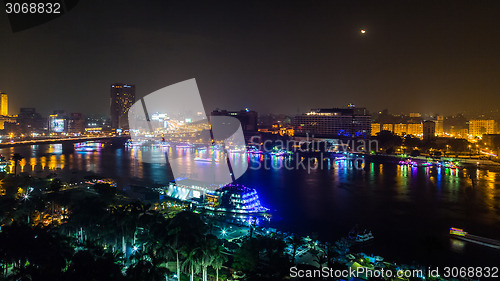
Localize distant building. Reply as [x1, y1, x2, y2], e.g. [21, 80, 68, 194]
[293, 106, 371, 138]
[49, 111, 67, 134]
[0, 116, 16, 131]
[16, 108, 45, 135]
[407, 123, 423, 136]
[393, 123, 407, 136]
[110, 83, 135, 130]
[469, 119, 497, 138]
[482, 134, 500, 150]
[443, 114, 468, 137]
[423, 120, 436, 141]
[85, 115, 111, 134]
[375, 121, 425, 138]
[68, 113, 85, 135]
[435, 115, 444, 136]
[211, 109, 258, 132]
[371, 123, 381, 136]
[382, 123, 394, 132]
[0, 93, 7, 116]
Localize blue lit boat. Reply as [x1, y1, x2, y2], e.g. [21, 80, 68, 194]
[204, 184, 270, 214]
[74, 141, 103, 152]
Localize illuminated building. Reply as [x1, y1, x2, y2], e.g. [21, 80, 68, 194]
[423, 121, 436, 141]
[371, 123, 381, 136]
[407, 123, 423, 137]
[293, 106, 371, 138]
[0, 116, 16, 130]
[393, 123, 407, 135]
[409, 112, 421, 118]
[378, 122, 424, 138]
[211, 108, 258, 132]
[382, 123, 393, 132]
[482, 134, 500, 148]
[449, 126, 469, 138]
[49, 111, 67, 133]
[110, 83, 135, 130]
[0, 92, 8, 116]
[435, 115, 444, 136]
[469, 119, 497, 138]
[482, 134, 500, 157]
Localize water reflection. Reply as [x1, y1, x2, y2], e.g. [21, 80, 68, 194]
[2, 143, 500, 267]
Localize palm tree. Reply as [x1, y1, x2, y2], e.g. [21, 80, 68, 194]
[287, 235, 304, 264]
[107, 202, 147, 259]
[182, 249, 200, 281]
[211, 244, 228, 281]
[11, 153, 23, 176]
[313, 254, 328, 269]
[196, 235, 218, 281]
[167, 211, 207, 281]
[127, 248, 169, 281]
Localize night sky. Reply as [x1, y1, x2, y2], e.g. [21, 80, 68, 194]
[1, 0, 500, 117]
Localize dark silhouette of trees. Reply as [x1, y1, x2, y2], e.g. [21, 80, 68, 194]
[11, 153, 24, 176]
[287, 235, 304, 264]
[376, 131, 402, 153]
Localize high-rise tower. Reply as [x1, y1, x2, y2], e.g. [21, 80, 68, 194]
[110, 83, 135, 130]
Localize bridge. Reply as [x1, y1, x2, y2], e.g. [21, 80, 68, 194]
[0, 135, 130, 148]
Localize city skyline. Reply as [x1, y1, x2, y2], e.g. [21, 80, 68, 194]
[2, 2, 500, 280]
[1, 0, 500, 117]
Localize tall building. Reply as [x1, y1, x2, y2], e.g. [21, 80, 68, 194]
[469, 119, 497, 138]
[68, 113, 85, 135]
[435, 115, 444, 136]
[0, 92, 8, 116]
[423, 121, 436, 141]
[110, 83, 135, 130]
[17, 108, 45, 135]
[211, 109, 258, 132]
[293, 106, 371, 138]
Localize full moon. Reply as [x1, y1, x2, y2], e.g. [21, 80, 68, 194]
[360, 29, 366, 34]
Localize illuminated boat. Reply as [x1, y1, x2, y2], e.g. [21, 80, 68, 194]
[450, 227, 467, 236]
[175, 143, 194, 148]
[398, 159, 416, 166]
[162, 182, 270, 215]
[449, 227, 500, 249]
[268, 149, 292, 156]
[247, 147, 263, 154]
[74, 142, 103, 152]
[446, 162, 459, 169]
[0, 155, 9, 172]
[205, 184, 270, 214]
[194, 157, 219, 163]
[348, 225, 374, 242]
[126, 140, 141, 147]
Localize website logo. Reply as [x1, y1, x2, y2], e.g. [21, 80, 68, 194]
[128, 79, 248, 189]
